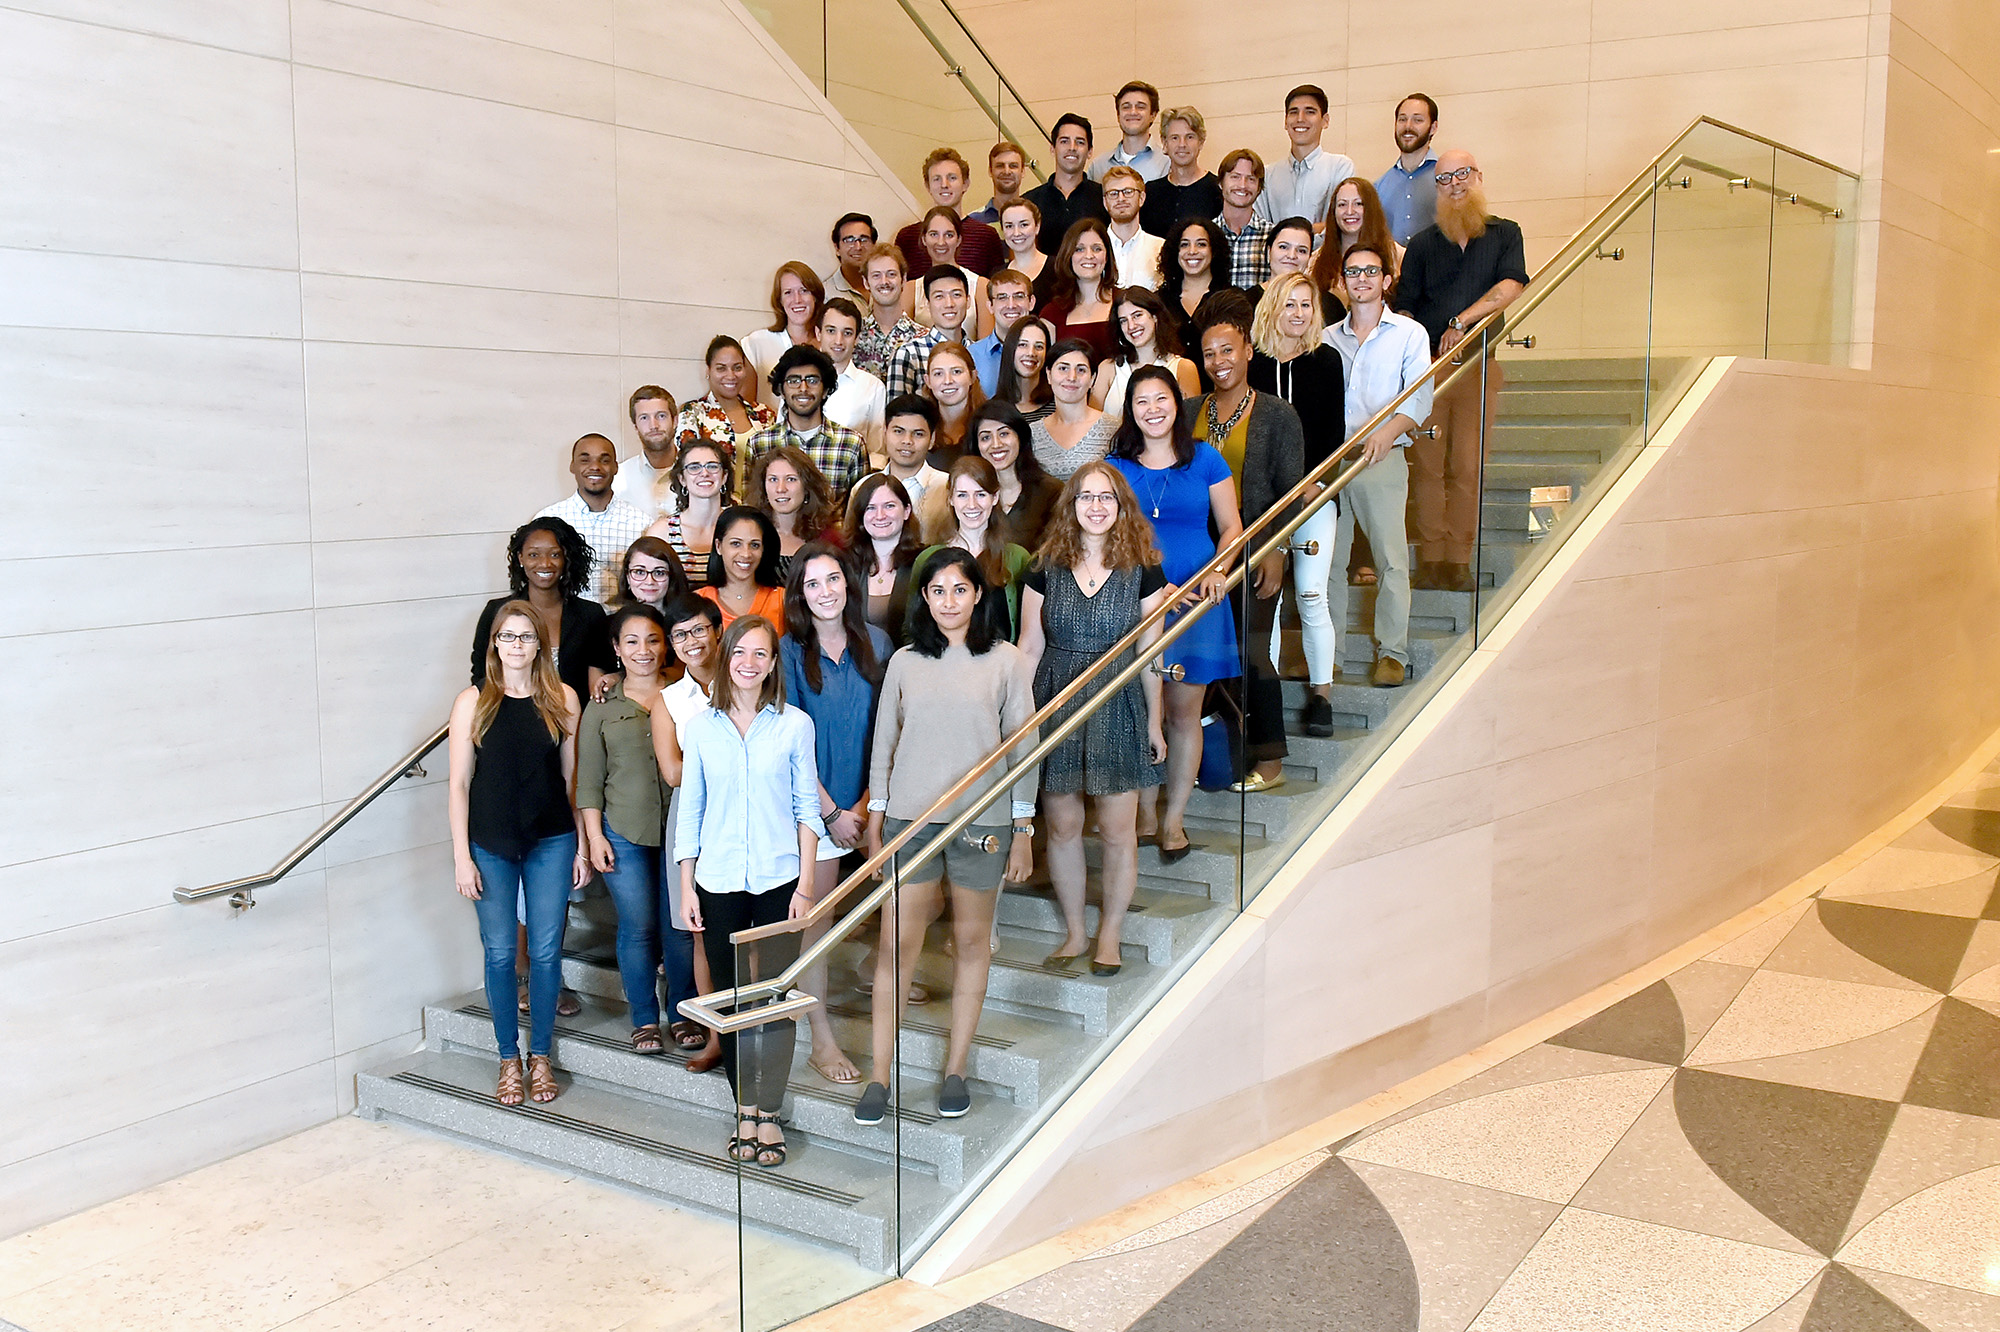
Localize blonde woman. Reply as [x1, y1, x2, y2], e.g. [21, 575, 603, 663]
[447, 602, 587, 1107]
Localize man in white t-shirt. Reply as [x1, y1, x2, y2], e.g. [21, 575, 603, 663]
[611, 385, 679, 520]
[537, 434, 651, 603]
[817, 297, 887, 468]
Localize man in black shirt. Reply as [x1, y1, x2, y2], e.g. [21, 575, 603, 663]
[1393, 149, 1529, 592]
[1024, 113, 1109, 256]
[1141, 105, 1226, 236]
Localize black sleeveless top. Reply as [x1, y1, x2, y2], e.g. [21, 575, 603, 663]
[467, 695, 572, 860]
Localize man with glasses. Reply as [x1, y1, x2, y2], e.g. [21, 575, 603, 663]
[1101, 165, 1164, 291]
[612, 385, 679, 520]
[743, 345, 867, 507]
[822, 212, 876, 301]
[1395, 149, 1529, 593]
[1374, 94, 1441, 244]
[537, 433, 651, 603]
[1326, 246, 1431, 687]
[1254, 85, 1355, 235]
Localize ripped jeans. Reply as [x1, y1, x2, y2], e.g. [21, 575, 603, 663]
[1286, 498, 1341, 685]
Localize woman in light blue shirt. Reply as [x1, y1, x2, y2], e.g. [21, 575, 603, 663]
[675, 614, 825, 1169]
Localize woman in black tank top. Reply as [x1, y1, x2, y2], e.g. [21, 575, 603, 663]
[448, 601, 584, 1108]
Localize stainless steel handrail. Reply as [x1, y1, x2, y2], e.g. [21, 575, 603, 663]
[889, 0, 1049, 182]
[930, 0, 1053, 147]
[173, 722, 448, 909]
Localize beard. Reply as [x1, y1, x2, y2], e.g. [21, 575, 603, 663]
[1437, 186, 1490, 246]
[1397, 126, 1435, 155]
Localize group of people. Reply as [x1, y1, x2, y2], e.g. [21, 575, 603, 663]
[443, 80, 1532, 1164]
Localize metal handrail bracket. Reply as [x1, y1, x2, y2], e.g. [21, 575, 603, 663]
[173, 721, 449, 908]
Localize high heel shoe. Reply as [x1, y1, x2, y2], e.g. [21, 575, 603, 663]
[1157, 836, 1194, 864]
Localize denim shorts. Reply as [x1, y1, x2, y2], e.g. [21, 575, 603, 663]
[881, 816, 1009, 890]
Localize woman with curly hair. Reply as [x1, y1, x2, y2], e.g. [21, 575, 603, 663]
[1094, 286, 1201, 411]
[844, 473, 924, 643]
[698, 506, 787, 633]
[746, 445, 836, 582]
[1018, 463, 1172, 975]
[471, 517, 615, 710]
[1158, 215, 1233, 375]
[646, 440, 732, 591]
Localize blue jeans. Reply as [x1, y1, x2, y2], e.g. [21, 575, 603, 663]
[471, 833, 575, 1059]
[600, 827, 664, 1028]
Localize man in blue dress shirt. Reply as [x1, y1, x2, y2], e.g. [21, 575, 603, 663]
[1374, 93, 1442, 245]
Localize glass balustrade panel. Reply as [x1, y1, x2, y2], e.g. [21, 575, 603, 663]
[1767, 148, 1859, 366]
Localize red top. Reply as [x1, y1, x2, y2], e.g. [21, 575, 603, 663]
[699, 584, 786, 636]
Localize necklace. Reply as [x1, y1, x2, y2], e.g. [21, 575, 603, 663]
[1139, 466, 1171, 520]
[1205, 387, 1255, 442]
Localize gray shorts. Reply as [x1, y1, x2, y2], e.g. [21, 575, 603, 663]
[881, 816, 1009, 891]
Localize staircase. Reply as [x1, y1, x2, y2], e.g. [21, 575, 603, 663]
[354, 353, 1698, 1270]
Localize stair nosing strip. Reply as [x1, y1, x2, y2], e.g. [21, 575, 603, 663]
[385, 1071, 864, 1208]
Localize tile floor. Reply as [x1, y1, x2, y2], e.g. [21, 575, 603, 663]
[922, 764, 2000, 1332]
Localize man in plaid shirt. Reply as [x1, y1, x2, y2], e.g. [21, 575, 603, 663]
[742, 345, 867, 508]
[1214, 148, 1274, 290]
[884, 265, 972, 399]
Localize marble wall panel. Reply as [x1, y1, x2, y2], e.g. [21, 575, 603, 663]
[327, 841, 479, 1055]
[0, 545, 314, 639]
[0, 249, 301, 341]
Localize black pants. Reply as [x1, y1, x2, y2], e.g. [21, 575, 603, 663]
[1231, 581, 1288, 763]
[695, 881, 802, 1113]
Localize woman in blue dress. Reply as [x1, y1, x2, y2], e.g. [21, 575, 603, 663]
[1107, 365, 1243, 861]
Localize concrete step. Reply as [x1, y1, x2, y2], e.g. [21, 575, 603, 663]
[357, 1047, 929, 1269]
[424, 993, 981, 1188]
[997, 880, 1220, 966]
[1494, 388, 1644, 419]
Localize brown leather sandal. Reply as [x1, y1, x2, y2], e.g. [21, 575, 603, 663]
[527, 1055, 559, 1103]
[670, 1020, 707, 1051]
[631, 1024, 664, 1054]
[496, 1058, 525, 1107]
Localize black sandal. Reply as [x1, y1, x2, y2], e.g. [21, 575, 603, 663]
[753, 1111, 787, 1169]
[727, 1110, 758, 1163]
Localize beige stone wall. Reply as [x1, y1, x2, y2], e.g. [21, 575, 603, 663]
[930, 0, 2000, 1275]
[0, 0, 911, 1234]
[950, 0, 1879, 266]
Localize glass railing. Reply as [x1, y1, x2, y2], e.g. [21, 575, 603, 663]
[743, 0, 1050, 200]
[669, 115, 1859, 1331]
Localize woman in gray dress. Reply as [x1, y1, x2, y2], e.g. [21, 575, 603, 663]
[1018, 462, 1173, 976]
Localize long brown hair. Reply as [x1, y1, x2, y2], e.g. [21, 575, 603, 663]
[615, 535, 689, 609]
[935, 455, 1012, 590]
[783, 541, 884, 692]
[767, 261, 825, 333]
[746, 445, 834, 540]
[1034, 462, 1161, 572]
[1045, 217, 1120, 311]
[843, 473, 924, 575]
[473, 601, 570, 743]
[924, 340, 988, 443]
[707, 615, 785, 714]
[1311, 176, 1398, 296]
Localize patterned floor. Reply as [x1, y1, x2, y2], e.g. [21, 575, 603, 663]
[920, 764, 2000, 1332]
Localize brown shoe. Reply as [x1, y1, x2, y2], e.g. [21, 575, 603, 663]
[1409, 561, 1442, 590]
[1371, 657, 1407, 688]
[1442, 562, 1476, 593]
[527, 1054, 560, 1103]
[495, 1057, 525, 1107]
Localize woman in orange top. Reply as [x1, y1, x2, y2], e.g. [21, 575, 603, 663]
[697, 507, 786, 634]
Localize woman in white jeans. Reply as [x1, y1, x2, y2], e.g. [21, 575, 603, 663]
[1247, 272, 1348, 736]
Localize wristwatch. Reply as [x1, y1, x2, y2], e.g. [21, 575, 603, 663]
[1013, 821, 1035, 836]
[1447, 315, 1465, 331]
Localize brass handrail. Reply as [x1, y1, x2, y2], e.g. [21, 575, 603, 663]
[678, 329, 1503, 1031]
[173, 721, 449, 908]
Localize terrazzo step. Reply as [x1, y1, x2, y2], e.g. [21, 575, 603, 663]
[1493, 387, 1644, 419]
[423, 993, 982, 1188]
[812, 996, 1073, 1113]
[1481, 460, 1598, 497]
[1184, 773, 1325, 837]
[996, 881, 1223, 966]
[356, 1048, 933, 1269]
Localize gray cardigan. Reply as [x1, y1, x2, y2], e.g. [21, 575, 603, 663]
[1185, 391, 1306, 527]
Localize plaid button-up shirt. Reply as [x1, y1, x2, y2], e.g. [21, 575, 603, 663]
[1215, 212, 1274, 290]
[741, 419, 868, 507]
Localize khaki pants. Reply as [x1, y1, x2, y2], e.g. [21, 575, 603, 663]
[1410, 356, 1502, 566]
[1330, 449, 1412, 665]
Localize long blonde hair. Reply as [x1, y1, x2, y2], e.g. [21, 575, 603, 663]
[473, 601, 570, 743]
[1251, 271, 1325, 360]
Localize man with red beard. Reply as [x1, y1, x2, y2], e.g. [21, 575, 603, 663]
[1394, 149, 1529, 593]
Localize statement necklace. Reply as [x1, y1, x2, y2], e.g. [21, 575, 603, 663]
[1205, 387, 1255, 442]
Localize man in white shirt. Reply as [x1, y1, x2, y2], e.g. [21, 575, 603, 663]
[1255, 84, 1356, 232]
[1323, 245, 1431, 688]
[818, 296, 887, 465]
[611, 385, 678, 520]
[538, 434, 652, 604]
[821, 212, 876, 301]
[868, 396, 947, 511]
[1101, 165, 1164, 291]
[1088, 80, 1169, 183]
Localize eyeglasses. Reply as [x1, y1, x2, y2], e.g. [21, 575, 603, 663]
[682, 461, 724, 475]
[1434, 166, 1477, 186]
[670, 626, 712, 645]
[1342, 264, 1385, 278]
[495, 631, 538, 645]
[1104, 187, 1141, 201]
[836, 233, 872, 245]
[781, 374, 824, 389]
[1075, 492, 1117, 506]
[627, 566, 674, 582]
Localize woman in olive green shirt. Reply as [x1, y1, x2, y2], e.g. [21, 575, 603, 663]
[577, 603, 674, 1053]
